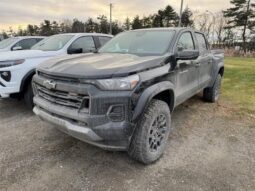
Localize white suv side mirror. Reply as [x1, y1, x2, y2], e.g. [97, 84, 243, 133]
[12, 46, 23, 51]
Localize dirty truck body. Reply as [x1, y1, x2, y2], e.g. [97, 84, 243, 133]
[33, 28, 224, 164]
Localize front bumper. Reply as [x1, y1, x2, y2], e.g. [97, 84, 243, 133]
[0, 66, 25, 97]
[33, 73, 135, 150]
[33, 104, 131, 150]
[0, 87, 18, 98]
[33, 73, 137, 150]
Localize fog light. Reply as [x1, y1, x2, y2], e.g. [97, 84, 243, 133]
[0, 81, 5, 87]
[107, 105, 125, 122]
[0, 71, 11, 82]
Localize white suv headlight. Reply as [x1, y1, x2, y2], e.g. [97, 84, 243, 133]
[97, 75, 140, 90]
[0, 59, 25, 68]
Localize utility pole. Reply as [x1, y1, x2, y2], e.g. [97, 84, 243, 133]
[178, 0, 184, 27]
[110, 3, 113, 34]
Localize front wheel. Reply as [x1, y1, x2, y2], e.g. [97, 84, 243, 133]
[24, 82, 34, 109]
[128, 99, 171, 164]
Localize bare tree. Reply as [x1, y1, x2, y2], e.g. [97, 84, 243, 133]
[214, 12, 228, 45]
[193, 12, 214, 39]
[60, 19, 75, 33]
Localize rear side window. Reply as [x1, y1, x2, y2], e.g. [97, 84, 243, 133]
[36, 38, 43, 43]
[98, 36, 111, 46]
[70, 36, 96, 53]
[14, 38, 38, 50]
[195, 33, 208, 53]
[177, 32, 195, 51]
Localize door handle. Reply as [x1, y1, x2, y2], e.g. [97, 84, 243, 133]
[179, 70, 188, 74]
[195, 62, 201, 67]
[192, 60, 201, 67]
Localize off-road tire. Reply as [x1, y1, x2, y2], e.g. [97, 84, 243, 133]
[203, 74, 222, 103]
[128, 99, 171, 164]
[24, 83, 34, 109]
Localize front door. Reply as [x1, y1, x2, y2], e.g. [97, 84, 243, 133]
[175, 31, 200, 105]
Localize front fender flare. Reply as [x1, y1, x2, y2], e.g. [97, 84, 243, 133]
[132, 81, 175, 122]
[20, 69, 35, 92]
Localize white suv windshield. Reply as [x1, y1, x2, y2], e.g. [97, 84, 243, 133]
[0, 38, 18, 49]
[99, 30, 175, 55]
[32, 35, 74, 51]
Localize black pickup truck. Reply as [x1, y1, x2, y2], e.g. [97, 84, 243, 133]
[33, 28, 224, 164]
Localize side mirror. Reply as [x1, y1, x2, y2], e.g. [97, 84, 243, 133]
[67, 48, 83, 54]
[177, 45, 184, 52]
[176, 50, 199, 60]
[12, 46, 23, 51]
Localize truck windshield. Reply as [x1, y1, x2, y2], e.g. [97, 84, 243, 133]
[0, 38, 17, 49]
[31, 35, 74, 51]
[99, 30, 175, 55]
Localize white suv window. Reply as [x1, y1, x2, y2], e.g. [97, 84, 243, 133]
[13, 38, 38, 50]
[98, 36, 111, 46]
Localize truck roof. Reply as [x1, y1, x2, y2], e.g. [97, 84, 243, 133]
[13, 36, 45, 39]
[132, 27, 203, 34]
[52, 33, 113, 37]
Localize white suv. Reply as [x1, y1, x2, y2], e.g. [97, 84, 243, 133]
[0, 33, 112, 107]
[0, 36, 44, 52]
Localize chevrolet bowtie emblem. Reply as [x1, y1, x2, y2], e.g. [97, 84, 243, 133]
[43, 80, 56, 89]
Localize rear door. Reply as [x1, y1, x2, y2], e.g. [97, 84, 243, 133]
[175, 31, 200, 105]
[195, 32, 213, 89]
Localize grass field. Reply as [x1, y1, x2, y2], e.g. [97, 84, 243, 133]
[222, 57, 255, 112]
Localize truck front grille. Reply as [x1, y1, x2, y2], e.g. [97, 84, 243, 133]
[36, 84, 90, 111]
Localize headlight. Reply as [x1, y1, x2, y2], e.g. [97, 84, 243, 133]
[0, 59, 25, 68]
[97, 75, 139, 90]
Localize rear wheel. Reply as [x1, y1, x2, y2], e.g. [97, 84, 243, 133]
[203, 74, 222, 102]
[128, 99, 171, 164]
[24, 82, 34, 109]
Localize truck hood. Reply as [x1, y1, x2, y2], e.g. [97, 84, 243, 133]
[0, 49, 61, 61]
[38, 53, 169, 79]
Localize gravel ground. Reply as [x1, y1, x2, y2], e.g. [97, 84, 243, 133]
[0, 96, 254, 191]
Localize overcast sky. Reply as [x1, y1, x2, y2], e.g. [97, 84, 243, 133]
[0, 0, 232, 31]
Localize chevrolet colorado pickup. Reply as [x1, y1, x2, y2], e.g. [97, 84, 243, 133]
[33, 28, 224, 164]
[0, 33, 112, 107]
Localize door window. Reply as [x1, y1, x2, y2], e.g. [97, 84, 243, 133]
[195, 33, 208, 54]
[35, 38, 44, 43]
[69, 36, 96, 53]
[98, 36, 111, 46]
[177, 32, 195, 51]
[13, 38, 38, 50]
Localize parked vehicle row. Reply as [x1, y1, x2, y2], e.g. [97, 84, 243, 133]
[0, 28, 224, 164]
[0, 33, 112, 107]
[0, 36, 44, 52]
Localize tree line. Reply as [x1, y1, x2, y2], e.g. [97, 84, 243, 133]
[1, 5, 193, 37]
[1, 0, 254, 51]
